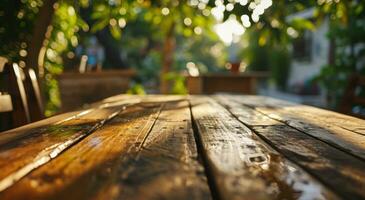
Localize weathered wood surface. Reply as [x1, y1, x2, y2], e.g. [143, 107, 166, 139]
[0, 94, 144, 146]
[1, 94, 365, 200]
[0, 106, 123, 193]
[0, 94, 144, 193]
[115, 100, 210, 199]
[0, 99, 211, 200]
[219, 95, 365, 160]
[190, 96, 338, 200]
[215, 95, 365, 199]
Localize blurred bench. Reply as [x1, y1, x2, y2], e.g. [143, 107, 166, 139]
[340, 74, 365, 119]
[186, 72, 269, 94]
[57, 69, 136, 112]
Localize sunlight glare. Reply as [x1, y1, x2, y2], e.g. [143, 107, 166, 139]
[186, 62, 200, 76]
[161, 7, 170, 15]
[214, 16, 245, 45]
[241, 14, 251, 28]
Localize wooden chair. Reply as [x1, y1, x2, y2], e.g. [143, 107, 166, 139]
[339, 74, 365, 119]
[0, 92, 14, 131]
[0, 60, 31, 130]
[25, 68, 44, 121]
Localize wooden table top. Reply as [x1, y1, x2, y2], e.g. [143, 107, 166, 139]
[0, 94, 364, 200]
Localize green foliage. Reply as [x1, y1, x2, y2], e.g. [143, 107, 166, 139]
[241, 28, 291, 90]
[43, 2, 87, 115]
[88, 0, 138, 40]
[270, 47, 291, 90]
[241, 30, 270, 71]
[224, 0, 315, 89]
[290, 18, 315, 31]
[7, 0, 361, 114]
[109, 0, 223, 92]
[163, 72, 187, 95]
[127, 83, 146, 95]
[175, 33, 227, 73]
[0, 0, 43, 62]
[315, 0, 365, 108]
[316, 64, 349, 108]
[44, 74, 61, 116]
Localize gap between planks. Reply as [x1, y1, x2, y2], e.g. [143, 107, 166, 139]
[189, 96, 338, 200]
[189, 101, 221, 200]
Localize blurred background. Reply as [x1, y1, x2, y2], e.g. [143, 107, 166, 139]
[0, 0, 364, 116]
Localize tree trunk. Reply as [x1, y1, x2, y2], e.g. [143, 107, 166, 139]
[328, 38, 335, 66]
[79, 6, 127, 69]
[95, 28, 127, 69]
[160, 23, 175, 94]
[25, 0, 57, 74]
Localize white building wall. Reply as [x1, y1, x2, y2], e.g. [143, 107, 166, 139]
[288, 19, 329, 86]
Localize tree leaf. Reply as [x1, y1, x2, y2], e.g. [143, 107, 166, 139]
[91, 18, 109, 32]
[109, 25, 122, 40]
[290, 18, 315, 30]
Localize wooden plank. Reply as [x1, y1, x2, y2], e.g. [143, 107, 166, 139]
[0, 103, 160, 199]
[88, 94, 141, 108]
[223, 95, 365, 160]
[251, 125, 365, 200]
[227, 94, 365, 135]
[190, 96, 338, 200]
[112, 100, 211, 199]
[0, 106, 123, 192]
[216, 95, 365, 199]
[0, 100, 211, 200]
[90, 94, 186, 109]
[0, 109, 91, 145]
[0, 94, 142, 145]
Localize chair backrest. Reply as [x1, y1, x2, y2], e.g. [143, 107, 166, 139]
[26, 68, 44, 121]
[8, 62, 32, 125]
[0, 93, 13, 113]
[0, 93, 13, 131]
[339, 74, 365, 119]
[0, 58, 31, 131]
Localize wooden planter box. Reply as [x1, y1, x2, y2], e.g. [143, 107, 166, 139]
[57, 69, 135, 112]
[186, 72, 269, 94]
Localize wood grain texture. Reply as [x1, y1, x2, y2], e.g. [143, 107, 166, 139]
[91, 94, 186, 108]
[222, 95, 365, 160]
[0, 94, 143, 145]
[0, 109, 93, 145]
[190, 96, 337, 200]
[0, 106, 122, 193]
[216, 95, 365, 199]
[112, 100, 211, 200]
[0, 100, 211, 200]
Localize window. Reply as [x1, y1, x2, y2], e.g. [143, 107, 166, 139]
[292, 30, 312, 61]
